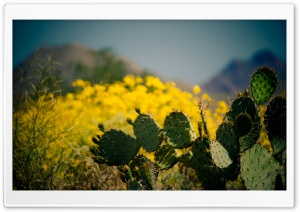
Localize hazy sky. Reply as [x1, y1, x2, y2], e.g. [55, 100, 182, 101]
[13, 20, 286, 85]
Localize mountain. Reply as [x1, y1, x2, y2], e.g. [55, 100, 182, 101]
[13, 43, 151, 96]
[200, 49, 286, 101]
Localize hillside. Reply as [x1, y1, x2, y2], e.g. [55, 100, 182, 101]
[200, 49, 286, 101]
[13, 43, 152, 96]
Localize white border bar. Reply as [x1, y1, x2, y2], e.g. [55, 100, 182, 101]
[5, 4, 293, 20]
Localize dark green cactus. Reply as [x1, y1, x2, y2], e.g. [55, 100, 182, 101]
[235, 113, 253, 137]
[216, 122, 239, 161]
[89, 66, 286, 191]
[269, 136, 286, 156]
[210, 141, 232, 169]
[128, 180, 143, 190]
[251, 66, 278, 105]
[164, 111, 196, 148]
[281, 149, 286, 165]
[118, 165, 133, 183]
[209, 139, 240, 181]
[264, 96, 286, 148]
[179, 151, 193, 165]
[226, 96, 261, 152]
[130, 113, 162, 152]
[91, 129, 140, 166]
[129, 155, 158, 190]
[240, 144, 281, 190]
[190, 138, 226, 190]
[276, 166, 286, 190]
[154, 145, 178, 170]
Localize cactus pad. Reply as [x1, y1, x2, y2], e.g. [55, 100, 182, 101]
[210, 140, 239, 181]
[264, 96, 286, 151]
[164, 111, 196, 148]
[275, 166, 286, 190]
[240, 144, 281, 190]
[118, 165, 133, 183]
[128, 180, 143, 190]
[235, 113, 253, 137]
[281, 149, 286, 165]
[154, 145, 178, 170]
[92, 129, 140, 166]
[210, 141, 232, 168]
[179, 151, 193, 166]
[216, 122, 239, 161]
[190, 138, 226, 190]
[226, 96, 261, 152]
[133, 113, 162, 152]
[130, 155, 158, 190]
[251, 66, 278, 105]
[270, 136, 286, 156]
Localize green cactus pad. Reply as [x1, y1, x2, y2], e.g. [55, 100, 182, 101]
[133, 113, 162, 152]
[240, 144, 281, 190]
[90, 146, 101, 156]
[251, 66, 278, 105]
[190, 138, 226, 190]
[210, 141, 232, 169]
[118, 165, 133, 183]
[270, 136, 286, 156]
[130, 155, 158, 190]
[281, 149, 286, 165]
[128, 180, 143, 190]
[154, 145, 178, 170]
[92, 129, 140, 166]
[275, 166, 286, 190]
[98, 123, 105, 132]
[264, 96, 286, 150]
[226, 96, 261, 152]
[179, 151, 193, 166]
[210, 140, 239, 181]
[92, 156, 106, 165]
[235, 113, 253, 137]
[216, 122, 239, 161]
[164, 111, 196, 148]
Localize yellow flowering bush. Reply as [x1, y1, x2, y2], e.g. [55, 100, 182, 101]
[67, 75, 227, 142]
[14, 70, 228, 189]
[13, 55, 230, 190]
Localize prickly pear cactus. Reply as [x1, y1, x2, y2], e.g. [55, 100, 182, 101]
[281, 149, 286, 165]
[190, 138, 226, 190]
[210, 140, 232, 169]
[210, 139, 239, 181]
[226, 96, 261, 152]
[216, 122, 239, 161]
[275, 166, 286, 190]
[251, 66, 278, 105]
[240, 144, 281, 190]
[269, 136, 286, 156]
[130, 112, 162, 152]
[91, 129, 140, 166]
[129, 155, 158, 190]
[164, 111, 196, 148]
[154, 145, 178, 170]
[264, 96, 286, 154]
[235, 113, 253, 137]
[128, 180, 143, 190]
[89, 65, 285, 191]
[118, 165, 133, 183]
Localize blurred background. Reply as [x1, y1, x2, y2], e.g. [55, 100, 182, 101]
[13, 20, 286, 101]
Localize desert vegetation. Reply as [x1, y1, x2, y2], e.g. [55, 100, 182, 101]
[13, 53, 286, 190]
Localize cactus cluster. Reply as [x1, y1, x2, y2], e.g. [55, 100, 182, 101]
[90, 66, 286, 190]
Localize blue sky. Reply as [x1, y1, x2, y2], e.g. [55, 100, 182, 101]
[13, 20, 286, 85]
